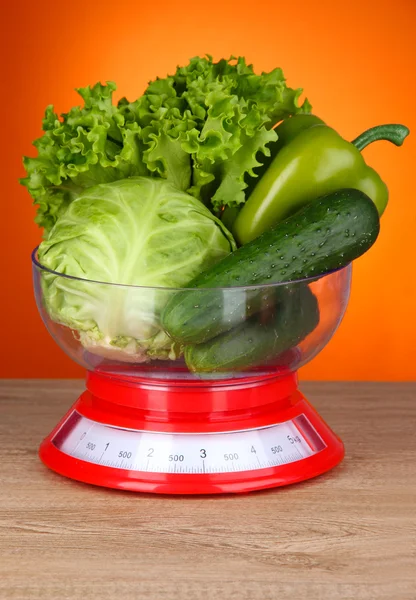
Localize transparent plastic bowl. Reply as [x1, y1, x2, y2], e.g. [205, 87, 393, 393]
[32, 248, 351, 383]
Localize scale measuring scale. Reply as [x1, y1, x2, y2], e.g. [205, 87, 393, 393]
[58, 413, 318, 475]
[40, 370, 343, 494]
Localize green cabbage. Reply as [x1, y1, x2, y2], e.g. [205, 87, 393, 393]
[38, 177, 235, 363]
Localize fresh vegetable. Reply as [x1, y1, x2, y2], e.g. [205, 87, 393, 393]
[185, 283, 319, 372]
[233, 121, 409, 245]
[161, 188, 379, 344]
[21, 56, 311, 233]
[37, 177, 235, 362]
[23, 55, 406, 374]
[220, 114, 325, 230]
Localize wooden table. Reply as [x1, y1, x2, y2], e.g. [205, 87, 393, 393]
[0, 380, 415, 600]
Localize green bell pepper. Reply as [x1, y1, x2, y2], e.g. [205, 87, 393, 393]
[265, 113, 325, 157]
[232, 118, 409, 245]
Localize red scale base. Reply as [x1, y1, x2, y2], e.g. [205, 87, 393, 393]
[39, 371, 344, 494]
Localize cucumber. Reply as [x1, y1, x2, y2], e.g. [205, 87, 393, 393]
[162, 188, 379, 344]
[185, 284, 319, 373]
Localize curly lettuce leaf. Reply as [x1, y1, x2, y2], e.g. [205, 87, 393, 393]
[22, 56, 311, 229]
[21, 83, 149, 232]
[129, 55, 311, 212]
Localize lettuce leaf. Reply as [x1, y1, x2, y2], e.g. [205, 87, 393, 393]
[22, 56, 311, 230]
[22, 83, 149, 232]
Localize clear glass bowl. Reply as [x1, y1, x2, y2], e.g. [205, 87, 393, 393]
[32, 248, 352, 383]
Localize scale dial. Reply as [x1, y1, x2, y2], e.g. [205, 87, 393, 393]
[53, 411, 326, 475]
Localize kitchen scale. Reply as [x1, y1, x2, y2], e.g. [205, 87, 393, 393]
[33, 252, 351, 494]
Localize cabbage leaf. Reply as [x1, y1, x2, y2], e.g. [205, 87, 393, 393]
[38, 177, 235, 362]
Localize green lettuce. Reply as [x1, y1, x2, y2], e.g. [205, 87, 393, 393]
[38, 177, 235, 363]
[22, 56, 311, 232]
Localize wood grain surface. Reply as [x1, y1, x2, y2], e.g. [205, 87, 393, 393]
[0, 380, 415, 600]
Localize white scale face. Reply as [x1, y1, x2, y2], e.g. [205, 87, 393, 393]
[53, 411, 326, 475]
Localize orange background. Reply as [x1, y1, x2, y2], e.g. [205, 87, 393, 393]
[2, 0, 415, 380]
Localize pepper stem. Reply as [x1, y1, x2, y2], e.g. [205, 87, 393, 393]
[352, 124, 410, 151]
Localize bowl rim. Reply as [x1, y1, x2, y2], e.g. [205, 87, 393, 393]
[32, 246, 351, 292]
